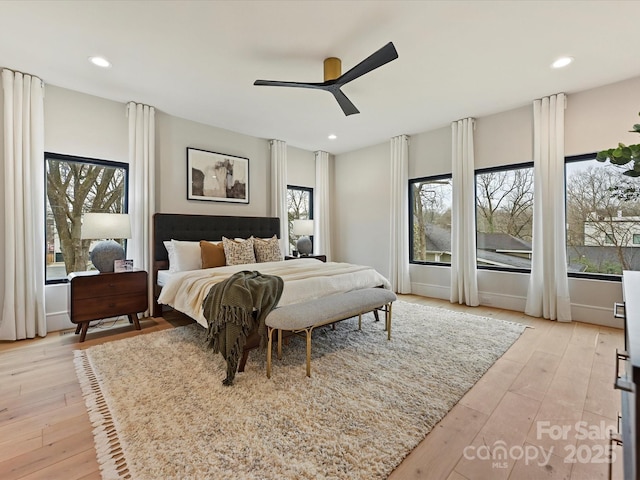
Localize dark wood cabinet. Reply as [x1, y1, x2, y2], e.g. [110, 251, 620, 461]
[616, 271, 640, 479]
[69, 270, 148, 342]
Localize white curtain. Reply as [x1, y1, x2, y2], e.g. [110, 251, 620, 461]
[389, 135, 411, 293]
[270, 139, 289, 252]
[127, 102, 155, 313]
[450, 118, 479, 306]
[0, 69, 46, 340]
[314, 150, 332, 259]
[525, 94, 571, 322]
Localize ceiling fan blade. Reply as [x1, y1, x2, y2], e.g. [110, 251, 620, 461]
[331, 88, 360, 116]
[336, 42, 398, 85]
[253, 79, 325, 90]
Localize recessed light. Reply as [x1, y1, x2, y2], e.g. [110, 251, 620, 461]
[551, 56, 573, 69]
[89, 56, 111, 68]
[328, 134, 337, 140]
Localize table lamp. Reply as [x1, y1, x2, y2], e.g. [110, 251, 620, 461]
[292, 219, 314, 256]
[81, 213, 131, 273]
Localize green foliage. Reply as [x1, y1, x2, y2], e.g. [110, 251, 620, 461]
[596, 112, 640, 177]
[572, 255, 622, 275]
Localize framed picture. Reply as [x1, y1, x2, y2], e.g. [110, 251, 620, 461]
[187, 147, 249, 203]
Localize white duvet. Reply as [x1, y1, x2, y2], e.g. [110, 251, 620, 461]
[157, 257, 391, 327]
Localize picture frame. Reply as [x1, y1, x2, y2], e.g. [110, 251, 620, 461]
[187, 147, 249, 204]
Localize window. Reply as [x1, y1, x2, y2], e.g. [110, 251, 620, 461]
[475, 164, 534, 270]
[409, 175, 452, 263]
[566, 154, 640, 276]
[287, 185, 313, 255]
[45, 153, 128, 283]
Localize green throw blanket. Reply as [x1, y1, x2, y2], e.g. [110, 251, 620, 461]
[203, 270, 284, 385]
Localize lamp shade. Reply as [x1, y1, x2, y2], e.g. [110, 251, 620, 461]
[81, 213, 131, 240]
[292, 219, 314, 236]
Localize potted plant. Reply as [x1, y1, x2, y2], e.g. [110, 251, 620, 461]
[596, 112, 640, 177]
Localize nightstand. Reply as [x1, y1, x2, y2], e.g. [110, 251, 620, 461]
[68, 270, 148, 342]
[285, 255, 327, 262]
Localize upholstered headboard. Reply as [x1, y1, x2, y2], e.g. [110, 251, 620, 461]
[153, 213, 280, 262]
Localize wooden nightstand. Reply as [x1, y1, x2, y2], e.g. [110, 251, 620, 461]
[68, 270, 148, 342]
[285, 255, 327, 262]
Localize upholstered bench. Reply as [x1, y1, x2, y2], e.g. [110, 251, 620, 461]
[265, 288, 397, 378]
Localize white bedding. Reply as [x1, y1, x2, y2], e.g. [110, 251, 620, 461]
[157, 269, 175, 287]
[157, 257, 391, 328]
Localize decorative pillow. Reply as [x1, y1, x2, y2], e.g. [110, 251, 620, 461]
[253, 235, 283, 263]
[171, 240, 202, 271]
[200, 240, 226, 268]
[222, 237, 256, 266]
[163, 240, 177, 272]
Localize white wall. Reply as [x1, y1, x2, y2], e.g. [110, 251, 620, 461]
[334, 75, 640, 328]
[287, 146, 315, 187]
[333, 142, 391, 279]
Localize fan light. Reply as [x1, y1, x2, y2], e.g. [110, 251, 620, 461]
[328, 134, 337, 140]
[89, 56, 111, 68]
[551, 57, 573, 69]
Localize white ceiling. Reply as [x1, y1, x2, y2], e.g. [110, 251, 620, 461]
[1, 0, 639, 155]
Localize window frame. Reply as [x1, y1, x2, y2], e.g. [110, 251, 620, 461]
[408, 173, 453, 266]
[474, 161, 534, 274]
[286, 185, 314, 254]
[408, 154, 624, 283]
[45, 152, 129, 285]
[565, 152, 623, 282]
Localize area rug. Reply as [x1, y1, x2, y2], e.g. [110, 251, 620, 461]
[74, 301, 525, 480]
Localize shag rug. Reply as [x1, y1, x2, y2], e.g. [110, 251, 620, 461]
[74, 301, 525, 480]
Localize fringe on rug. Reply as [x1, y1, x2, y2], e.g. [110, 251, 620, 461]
[73, 350, 132, 480]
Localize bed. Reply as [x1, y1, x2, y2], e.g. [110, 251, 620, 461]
[152, 213, 392, 373]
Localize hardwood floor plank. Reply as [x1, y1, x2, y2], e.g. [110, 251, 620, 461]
[0, 429, 94, 480]
[508, 448, 572, 479]
[459, 358, 524, 416]
[17, 448, 98, 480]
[0, 431, 42, 464]
[508, 351, 562, 401]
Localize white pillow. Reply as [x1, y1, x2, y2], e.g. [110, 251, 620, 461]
[163, 241, 177, 272]
[171, 240, 202, 271]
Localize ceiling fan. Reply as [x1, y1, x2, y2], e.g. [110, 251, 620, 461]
[254, 42, 398, 116]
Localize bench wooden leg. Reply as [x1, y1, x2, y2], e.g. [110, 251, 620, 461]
[277, 329, 283, 359]
[358, 313, 362, 330]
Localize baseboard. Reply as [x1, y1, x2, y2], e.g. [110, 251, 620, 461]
[410, 282, 621, 329]
[46, 310, 74, 333]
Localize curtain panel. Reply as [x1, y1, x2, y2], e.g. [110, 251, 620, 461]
[0, 69, 46, 340]
[270, 139, 289, 253]
[314, 150, 332, 260]
[389, 134, 411, 293]
[127, 102, 156, 313]
[525, 94, 571, 322]
[450, 118, 479, 306]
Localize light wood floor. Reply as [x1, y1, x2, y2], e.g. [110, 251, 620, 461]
[0, 295, 625, 479]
